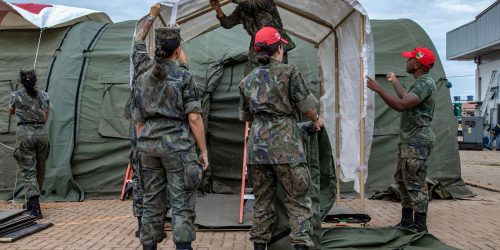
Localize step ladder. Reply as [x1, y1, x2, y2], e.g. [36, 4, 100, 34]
[120, 163, 133, 200]
[239, 122, 254, 224]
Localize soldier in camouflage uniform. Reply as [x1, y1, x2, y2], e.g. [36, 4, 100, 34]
[239, 27, 324, 250]
[126, 7, 171, 238]
[367, 47, 437, 233]
[132, 4, 209, 250]
[9, 66, 50, 219]
[210, 0, 295, 75]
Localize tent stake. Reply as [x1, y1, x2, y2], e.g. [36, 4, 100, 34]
[359, 13, 366, 214]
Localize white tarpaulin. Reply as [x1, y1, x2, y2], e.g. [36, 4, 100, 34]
[0, 1, 111, 30]
[140, 0, 375, 194]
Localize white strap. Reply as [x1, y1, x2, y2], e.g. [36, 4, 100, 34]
[33, 29, 44, 69]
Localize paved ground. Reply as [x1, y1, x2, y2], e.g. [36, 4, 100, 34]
[460, 150, 500, 190]
[1, 150, 499, 250]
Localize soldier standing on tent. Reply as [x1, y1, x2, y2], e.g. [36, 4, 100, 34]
[133, 4, 209, 250]
[239, 27, 324, 250]
[209, 0, 295, 75]
[367, 47, 437, 233]
[9, 66, 50, 219]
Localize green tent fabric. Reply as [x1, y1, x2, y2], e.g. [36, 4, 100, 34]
[44, 21, 111, 201]
[70, 21, 134, 198]
[321, 228, 458, 250]
[365, 19, 473, 199]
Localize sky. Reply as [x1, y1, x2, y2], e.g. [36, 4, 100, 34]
[13, 0, 498, 99]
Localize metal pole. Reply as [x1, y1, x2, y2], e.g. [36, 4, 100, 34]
[334, 30, 341, 205]
[359, 13, 366, 214]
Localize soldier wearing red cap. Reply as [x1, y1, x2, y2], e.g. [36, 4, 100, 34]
[239, 26, 323, 250]
[367, 47, 437, 233]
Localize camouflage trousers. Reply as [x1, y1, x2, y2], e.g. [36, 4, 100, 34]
[250, 163, 313, 247]
[13, 127, 49, 199]
[130, 149, 145, 217]
[130, 149, 171, 218]
[140, 152, 202, 245]
[395, 142, 433, 214]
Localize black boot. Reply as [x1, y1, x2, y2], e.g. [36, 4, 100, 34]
[394, 208, 413, 228]
[135, 216, 142, 238]
[28, 196, 42, 219]
[408, 213, 428, 233]
[24, 199, 33, 212]
[294, 245, 308, 250]
[142, 243, 157, 250]
[254, 243, 266, 250]
[176, 242, 193, 250]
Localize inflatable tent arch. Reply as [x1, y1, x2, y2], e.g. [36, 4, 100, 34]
[148, 0, 376, 212]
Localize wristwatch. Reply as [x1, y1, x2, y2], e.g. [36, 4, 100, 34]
[146, 15, 155, 22]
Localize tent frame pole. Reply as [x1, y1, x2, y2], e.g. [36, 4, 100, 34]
[275, 1, 333, 30]
[359, 13, 366, 214]
[177, 0, 231, 25]
[334, 30, 341, 205]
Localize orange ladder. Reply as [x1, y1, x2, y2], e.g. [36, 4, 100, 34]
[239, 122, 253, 224]
[120, 163, 133, 200]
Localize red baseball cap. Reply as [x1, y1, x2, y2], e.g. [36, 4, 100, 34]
[254, 26, 288, 52]
[402, 47, 435, 69]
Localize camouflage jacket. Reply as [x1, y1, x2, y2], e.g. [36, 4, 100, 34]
[218, 0, 295, 63]
[400, 73, 436, 143]
[134, 56, 202, 157]
[9, 89, 50, 125]
[239, 60, 318, 164]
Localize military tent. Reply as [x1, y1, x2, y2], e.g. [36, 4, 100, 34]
[0, 12, 471, 205]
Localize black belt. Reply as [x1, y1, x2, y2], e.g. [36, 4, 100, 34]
[17, 122, 45, 126]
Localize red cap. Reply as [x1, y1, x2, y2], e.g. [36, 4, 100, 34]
[402, 47, 435, 69]
[254, 26, 288, 52]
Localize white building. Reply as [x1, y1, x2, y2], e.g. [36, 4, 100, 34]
[447, 0, 500, 126]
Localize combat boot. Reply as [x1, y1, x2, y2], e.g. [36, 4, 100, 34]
[24, 199, 33, 213]
[142, 243, 157, 250]
[135, 216, 142, 238]
[407, 213, 428, 233]
[394, 208, 413, 228]
[294, 245, 308, 250]
[254, 243, 266, 250]
[28, 196, 42, 219]
[175, 242, 193, 250]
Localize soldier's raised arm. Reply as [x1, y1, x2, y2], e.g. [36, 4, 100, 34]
[132, 3, 161, 79]
[210, 0, 241, 29]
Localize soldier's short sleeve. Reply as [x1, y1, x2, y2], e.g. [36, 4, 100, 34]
[218, 5, 241, 29]
[239, 83, 253, 122]
[40, 92, 50, 112]
[409, 78, 431, 102]
[182, 73, 202, 115]
[289, 67, 318, 113]
[9, 92, 19, 109]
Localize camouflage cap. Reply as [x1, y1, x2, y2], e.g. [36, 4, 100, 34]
[155, 26, 182, 48]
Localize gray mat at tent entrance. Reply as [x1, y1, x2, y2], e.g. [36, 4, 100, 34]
[321, 227, 458, 250]
[194, 194, 252, 229]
